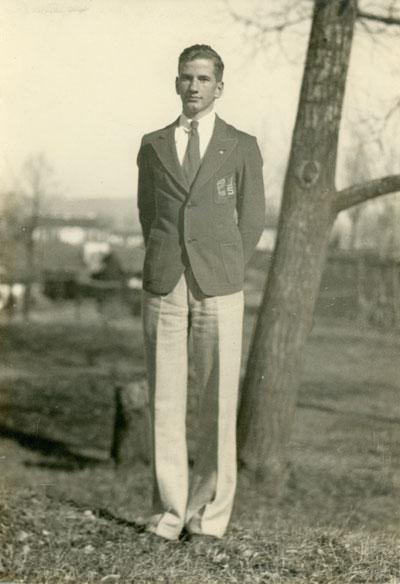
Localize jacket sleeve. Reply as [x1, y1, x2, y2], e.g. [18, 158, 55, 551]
[236, 135, 266, 263]
[137, 139, 155, 246]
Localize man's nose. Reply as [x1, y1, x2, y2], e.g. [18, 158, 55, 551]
[189, 78, 199, 91]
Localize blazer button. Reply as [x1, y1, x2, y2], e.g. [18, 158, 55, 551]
[187, 238, 197, 243]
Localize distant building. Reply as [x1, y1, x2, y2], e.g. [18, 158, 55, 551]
[33, 214, 143, 248]
[34, 215, 111, 244]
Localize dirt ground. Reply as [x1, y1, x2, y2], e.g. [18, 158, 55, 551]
[1, 302, 400, 582]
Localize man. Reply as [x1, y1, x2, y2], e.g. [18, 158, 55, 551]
[137, 44, 265, 541]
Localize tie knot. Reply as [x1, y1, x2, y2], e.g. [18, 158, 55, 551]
[190, 120, 199, 131]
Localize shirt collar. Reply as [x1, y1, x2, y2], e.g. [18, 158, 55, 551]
[178, 109, 216, 132]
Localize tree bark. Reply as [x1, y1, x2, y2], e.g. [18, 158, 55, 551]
[112, 380, 151, 466]
[237, 0, 358, 493]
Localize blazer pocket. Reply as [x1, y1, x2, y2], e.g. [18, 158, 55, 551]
[143, 234, 164, 283]
[214, 174, 236, 205]
[220, 240, 244, 284]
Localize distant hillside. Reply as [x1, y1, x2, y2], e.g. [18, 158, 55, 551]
[51, 197, 140, 232]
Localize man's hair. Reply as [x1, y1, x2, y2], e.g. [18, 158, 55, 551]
[178, 44, 224, 81]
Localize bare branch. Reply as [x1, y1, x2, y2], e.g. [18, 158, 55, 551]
[357, 9, 400, 26]
[335, 175, 400, 213]
[226, 1, 311, 35]
[357, 13, 382, 37]
[383, 97, 400, 125]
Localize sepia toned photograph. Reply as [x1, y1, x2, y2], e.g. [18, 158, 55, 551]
[1, 0, 400, 582]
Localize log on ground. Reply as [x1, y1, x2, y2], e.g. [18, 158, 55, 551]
[0, 372, 116, 460]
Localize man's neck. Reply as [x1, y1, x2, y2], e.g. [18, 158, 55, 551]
[182, 108, 215, 122]
[180, 109, 215, 126]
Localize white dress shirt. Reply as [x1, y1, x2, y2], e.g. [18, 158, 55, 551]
[175, 110, 216, 165]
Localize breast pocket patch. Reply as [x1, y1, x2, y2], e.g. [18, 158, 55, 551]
[215, 174, 236, 204]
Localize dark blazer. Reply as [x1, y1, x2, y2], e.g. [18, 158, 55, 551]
[137, 115, 265, 296]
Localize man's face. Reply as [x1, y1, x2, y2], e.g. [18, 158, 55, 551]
[175, 58, 223, 119]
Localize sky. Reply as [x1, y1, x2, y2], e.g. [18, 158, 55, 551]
[1, 0, 400, 206]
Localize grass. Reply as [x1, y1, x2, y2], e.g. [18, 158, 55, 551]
[1, 443, 400, 584]
[1, 447, 400, 583]
[1, 298, 400, 582]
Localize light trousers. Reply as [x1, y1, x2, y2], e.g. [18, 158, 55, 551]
[142, 269, 244, 540]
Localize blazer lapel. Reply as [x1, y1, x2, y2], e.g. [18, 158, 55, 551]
[192, 116, 237, 191]
[148, 116, 237, 193]
[149, 121, 188, 192]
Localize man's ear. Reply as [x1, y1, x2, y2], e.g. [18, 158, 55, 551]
[215, 81, 224, 99]
[175, 76, 180, 95]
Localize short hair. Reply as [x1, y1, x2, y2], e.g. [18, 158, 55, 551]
[178, 45, 224, 81]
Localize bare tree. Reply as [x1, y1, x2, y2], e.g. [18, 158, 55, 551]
[7, 154, 55, 320]
[342, 134, 375, 249]
[234, 0, 400, 493]
[0, 190, 25, 278]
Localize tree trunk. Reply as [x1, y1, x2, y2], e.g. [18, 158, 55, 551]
[22, 206, 39, 321]
[112, 380, 151, 466]
[22, 236, 35, 321]
[237, 0, 358, 493]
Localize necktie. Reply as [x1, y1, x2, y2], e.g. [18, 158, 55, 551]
[182, 120, 201, 187]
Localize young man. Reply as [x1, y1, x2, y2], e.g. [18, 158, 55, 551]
[137, 44, 265, 541]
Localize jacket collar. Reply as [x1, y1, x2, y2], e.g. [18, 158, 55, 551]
[148, 115, 237, 193]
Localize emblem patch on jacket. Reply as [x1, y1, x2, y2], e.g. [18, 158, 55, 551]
[215, 174, 236, 204]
